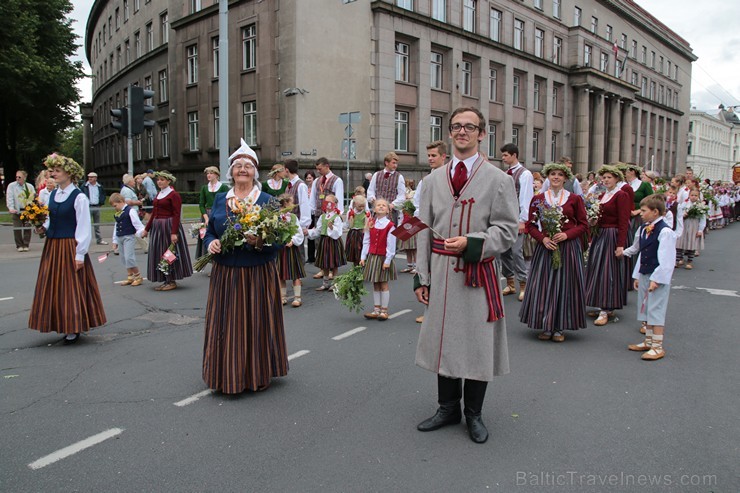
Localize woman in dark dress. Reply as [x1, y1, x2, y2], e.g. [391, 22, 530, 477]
[196, 166, 229, 259]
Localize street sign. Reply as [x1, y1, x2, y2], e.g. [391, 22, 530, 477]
[345, 125, 354, 138]
[338, 112, 361, 124]
[341, 139, 356, 160]
[281, 151, 292, 156]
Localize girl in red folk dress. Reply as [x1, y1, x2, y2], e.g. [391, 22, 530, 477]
[360, 199, 397, 321]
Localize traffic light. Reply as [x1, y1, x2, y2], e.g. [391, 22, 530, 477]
[130, 86, 156, 134]
[111, 107, 128, 136]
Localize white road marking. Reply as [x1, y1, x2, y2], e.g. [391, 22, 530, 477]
[288, 350, 310, 360]
[696, 287, 740, 298]
[173, 389, 213, 407]
[388, 309, 412, 320]
[332, 326, 367, 341]
[28, 428, 124, 470]
[0, 297, 13, 302]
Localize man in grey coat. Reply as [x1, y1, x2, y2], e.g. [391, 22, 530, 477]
[414, 107, 519, 444]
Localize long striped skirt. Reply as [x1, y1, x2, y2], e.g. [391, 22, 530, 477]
[29, 238, 106, 334]
[397, 235, 417, 252]
[315, 236, 346, 270]
[277, 245, 306, 281]
[519, 239, 587, 332]
[345, 229, 364, 264]
[363, 253, 397, 283]
[146, 217, 193, 283]
[676, 218, 704, 251]
[202, 261, 289, 394]
[585, 227, 627, 311]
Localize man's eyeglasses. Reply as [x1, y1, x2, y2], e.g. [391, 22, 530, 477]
[16, 176, 23, 179]
[449, 123, 481, 133]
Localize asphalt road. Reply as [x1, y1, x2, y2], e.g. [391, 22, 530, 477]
[0, 222, 738, 492]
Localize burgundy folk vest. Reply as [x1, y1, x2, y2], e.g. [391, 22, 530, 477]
[373, 171, 401, 203]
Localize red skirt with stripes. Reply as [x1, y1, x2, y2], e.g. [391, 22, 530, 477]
[277, 245, 306, 281]
[344, 229, 364, 263]
[28, 238, 106, 334]
[585, 227, 628, 311]
[202, 261, 289, 394]
[315, 236, 346, 270]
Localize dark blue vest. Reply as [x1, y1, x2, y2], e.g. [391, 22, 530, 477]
[46, 188, 81, 239]
[638, 220, 668, 275]
[115, 205, 137, 236]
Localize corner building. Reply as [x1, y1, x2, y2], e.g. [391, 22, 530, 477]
[85, 0, 695, 189]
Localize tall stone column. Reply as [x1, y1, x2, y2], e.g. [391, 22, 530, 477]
[590, 91, 605, 166]
[634, 108, 643, 164]
[79, 103, 94, 172]
[620, 101, 633, 162]
[607, 97, 621, 163]
[574, 87, 590, 176]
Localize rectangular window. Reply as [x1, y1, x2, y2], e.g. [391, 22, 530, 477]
[396, 0, 413, 10]
[134, 31, 141, 58]
[553, 0, 561, 19]
[124, 0, 129, 21]
[620, 33, 627, 49]
[534, 0, 543, 9]
[553, 36, 562, 64]
[188, 112, 199, 151]
[212, 37, 219, 78]
[641, 76, 648, 97]
[489, 8, 501, 42]
[394, 111, 409, 152]
[134, 0, 140, 12]
[551, 132, 558, 160]
[488, 123, 497, 156]
[667, 60, 672, 78]
[115, 8, 120, 29]
[674, 65, 678, 80]
[430, 115, 442, 142]
[533, 81, 541, 111]
[641, 46, 647, 64]
[146, 23, 153, 52]
[591, 16, 598, 34]
[552, 85, 559, 115]
[535, 28, 544, 58]
[242, 24, 256, 70]
[243, 101, 257, 146]
[463, 0, 475, 33]
[532, 131, 540, 161]
[659, 84, 664, 105]
[213, 107, 219, 147]
[650, 51, 656, 68]
[574, 7, 581, 27]
[511, 127, 519, 147]
[461, 60, 473, 96]
[432, 0, 446, 22]
[160, 12, 168, 44]
[514, 19, 524, 51]
[160, 123, 169, 157]
[190, 0, 202, 14]
[187, 45, 198, 84]
[430, 51, 443, 89]
[631, 40, 637, 58]
[584, 44, 592, 67]
[606, 25, 612, 42]
[395, 41, 409, 82]
[658, 56, 663, 74]
[116, 46, 121, 71]
[144, 76, 152, 104]
[631, 71, 638, 86]
[600, 52, 608, 72]
[649, 81, 656, 100]
[513, 75, 520, 106]
[146, 128, 154, 159]
[488, 68, 497, 101]
[158, 69, 168, 102]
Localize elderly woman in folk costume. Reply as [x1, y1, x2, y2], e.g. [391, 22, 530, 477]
[202, 139, 289, 394]
[141, 170, 193, 291]
[585, 165, 632, 326]
[520, 162, 589, 342]
[196, 166, 229, 260]
[29, 154, 106, 344]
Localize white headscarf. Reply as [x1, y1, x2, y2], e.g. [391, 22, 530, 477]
[228, 138, 260, 181]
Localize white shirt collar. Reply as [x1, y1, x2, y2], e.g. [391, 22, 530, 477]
[226, 186, 260, 203]
[157, 186, 173, 198]
[451, 153, 479, 176]
[374, 215, 390, 227]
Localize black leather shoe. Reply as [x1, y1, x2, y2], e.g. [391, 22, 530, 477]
[417, 406, 462, 432]
[62, 334, 79, 345]
[465, 415, 489, 443]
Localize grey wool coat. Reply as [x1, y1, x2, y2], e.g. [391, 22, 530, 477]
[415, 155, 519, 381]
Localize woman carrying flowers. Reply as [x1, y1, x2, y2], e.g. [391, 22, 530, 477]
[520, 163, 589, 342]
[201, 139, 289, 394]
[29, 154, 106, 344]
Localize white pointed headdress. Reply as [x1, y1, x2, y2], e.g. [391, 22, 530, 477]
[228, 138, 260, 180]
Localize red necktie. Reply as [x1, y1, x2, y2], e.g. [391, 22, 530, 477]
[452, 162, 467, 196]
[287, 182, 293, 191]
[506, 167, 514, 176]
[384, 171, 391, 179]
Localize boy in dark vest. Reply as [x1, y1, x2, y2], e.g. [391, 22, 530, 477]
[621, 194, 677, 361]
[110, 193, 146, 286]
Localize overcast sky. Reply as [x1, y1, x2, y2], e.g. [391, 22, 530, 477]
[68, 0, 740, 113]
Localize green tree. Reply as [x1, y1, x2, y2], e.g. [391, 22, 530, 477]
[0, 0, 83, 182]
[58, 123, 84, 165]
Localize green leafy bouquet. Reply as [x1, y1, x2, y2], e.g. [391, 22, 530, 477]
[332, 266, 368, 313]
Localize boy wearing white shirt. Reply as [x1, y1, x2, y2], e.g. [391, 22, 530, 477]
[110, 193, 146, 286]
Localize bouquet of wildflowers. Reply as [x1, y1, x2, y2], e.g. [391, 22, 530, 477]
[532, 199, 568, 269]
[584, 195, 601, 237]
[189, 222, 206, 239]
[193, 196, 297, 272]
[684, 201, 709, 220]
[157, 243, 177, 275]
[401, 199, 416, 219]
[21, 198, 50, 238]
[332, 265, 368, 313]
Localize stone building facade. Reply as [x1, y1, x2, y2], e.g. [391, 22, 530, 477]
[686, 107, 740, 182]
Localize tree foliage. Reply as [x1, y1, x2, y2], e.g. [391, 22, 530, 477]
[58, 124, 84, 165]
[0, 0, 83, 180]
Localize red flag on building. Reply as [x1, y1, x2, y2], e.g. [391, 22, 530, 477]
[391, 216, 429, 241]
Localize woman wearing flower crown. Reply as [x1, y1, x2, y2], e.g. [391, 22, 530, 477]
[519, 163, 589, 342]
[29, 154, 106, 344]
[201, 139, 289, 394]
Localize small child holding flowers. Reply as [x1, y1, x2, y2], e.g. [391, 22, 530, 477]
[276, 194, 306, 307]
[308, 194, 346, 291]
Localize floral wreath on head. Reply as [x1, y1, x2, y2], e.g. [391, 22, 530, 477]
[541, 162, 573, 181]
[618, 162, 643, 178]
[154, 170, 177, 184]
[597, 165, 624, 182]
[44, 153, 86, 182]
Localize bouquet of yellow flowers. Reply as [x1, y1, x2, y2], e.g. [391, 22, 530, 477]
[21, 199, 50, 238]
[193, 196, 297, 271]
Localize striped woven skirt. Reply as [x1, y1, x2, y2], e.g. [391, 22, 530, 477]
[28, 238, 106, 334]
[363, 253, 397, 283]
[315, 236, 346, 270]
[585, 227, 627, 311]
[202, 261, 289, 394]
[522, 233, 537, 259]
[277, 245, 306, 281]
[519, 239, 587, 332]
[345, 229, 364, 264]
[397, 235, 417, 252]
[676, 218, 704, 251]
[146, 217, 193, 283]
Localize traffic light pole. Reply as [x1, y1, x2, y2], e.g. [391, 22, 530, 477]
[127, 84, 134, 176]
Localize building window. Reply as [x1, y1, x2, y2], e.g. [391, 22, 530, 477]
[213, 107, 220, 147]
[551, 132, 558, 160]
[659, 84, 664, 105]
[535, 28, 544, 58]
[533, 81, 541, 111]
[188, 112, 199, 151]
[146, 128, 154, 159]
[674, 64, 678, 80]
[658, 56, 663, 74]
[158, 69, 168, 102]
[631, 40, 637, 59]
[463, 0, 475, 32]
[146, 23, 153, 52]
[606, 25, 612, 42]
[552, 37, 563, 65]
[513, 75, 520, 106]
[432, 0, 445, 22]
[186, 45, 198, 84]
[115, 8, 120, 29]
[135, 134, 142, 160]
[430, 115, 442, 142]
[144, 76, 152, 104]
[584, 44, 592, 67]
[591, 16, 598, 34]
[395, 41, 409, 82]
[532, 131, 540, 162]
[511, 127, 519, 147]
[134, 31, 141, 58]
[394, 111, 409, 152]
[649, 81, 656, 100]
[160, 123, 169, 157]
[124, 0, 129, 21]
[620, 33, 627, 49]
[600, 52, 608, 72]
[242, 24, 256, 70]
[212, 37, 219, 78]
[243, 102, 257, 146]
[116, 46, 121, 72]
[615, 58, 621, 78]
[574, 7, 581, 27]
[552, 85, 559, 115]
[534, 0, 543, 10]
[134, 0, 140, 13]
[461, 60, 473, 96]
[631, 71, 638, 86]
[160, 12, 169, 44]
[190, 0, 202, 14]
[667, 60, 672, 78]
[488, 68, 498, 101]
[396, 0, 413, 10]
[430, 51, 443, 89]
[488, 123, 497, 156]
[514, 19, 524, 51]
[650, 51, 656, 68]
[641, 76, 648, 97]
[641, 46, 647, 64]
[490, 8, 501, 42]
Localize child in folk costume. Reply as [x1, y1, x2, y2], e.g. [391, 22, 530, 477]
[360, 199, 397, 321]
[308, 194, 346, 291]
[398, 190, 418, 274]
[622, 195, 677, 361]
[276, 194, 306, 307]
[344, 194, 370, 265]
[110, 193, 146, 286]
[676, 188, 706, 270]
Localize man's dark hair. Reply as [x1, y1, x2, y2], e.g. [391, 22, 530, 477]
[449, 106, 485, 129]
[500, 143, 519, 157]
[284, 159, 299, 174]
[315, 157, 330, 167]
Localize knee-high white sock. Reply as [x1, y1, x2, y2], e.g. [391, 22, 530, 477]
[373, 291, 381, 307]
[280, 286, 287, 298]
[651, 334, 663, 349]
[381, 290, 390, 309]
[293, 285, 302, 298]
